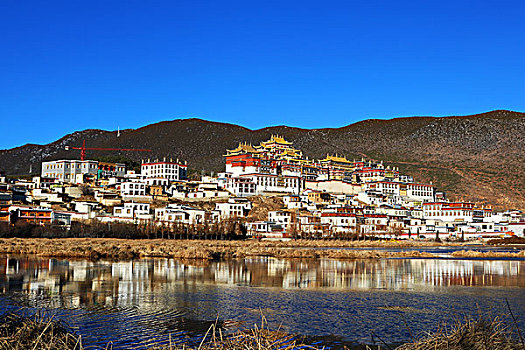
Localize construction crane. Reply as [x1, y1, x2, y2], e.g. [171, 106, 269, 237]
[65, 140, 152, 161]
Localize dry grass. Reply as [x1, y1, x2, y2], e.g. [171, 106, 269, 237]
[0, 313, 523, 350]
[0, 313, 82, 350]
[153, 316, 319, 350]
[0, 238, 458, 260]
[451, 250, 525, 259]
[488, 237, 525, 245]
[396, 318, 524, 350]
[0, 313, 317, 350]
[245, 196, 285, 222]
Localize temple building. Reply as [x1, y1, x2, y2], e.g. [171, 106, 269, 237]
[223, 135, 433, 201]
[317, 154, 355, 180]
[225, 135, 315, 178]
[224, 136, 307, 194]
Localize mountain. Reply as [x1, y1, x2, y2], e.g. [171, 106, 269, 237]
[1, 110, 524, 210]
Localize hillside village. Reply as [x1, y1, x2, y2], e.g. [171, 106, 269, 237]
[0, 135, 523, 240]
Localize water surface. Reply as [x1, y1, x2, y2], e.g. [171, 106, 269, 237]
[0, 255, 524, 349]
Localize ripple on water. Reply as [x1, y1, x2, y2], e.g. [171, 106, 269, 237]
[0, 255, 524, 349]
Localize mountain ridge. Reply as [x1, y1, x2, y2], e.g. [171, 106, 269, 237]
[1, 110, 524, 210]
[2, 109, 519, 151]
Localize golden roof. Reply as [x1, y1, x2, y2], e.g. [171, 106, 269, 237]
[225, 142, 257, 155]
[319, 154, 352, 163]
[283, 149, 301, 156]
[261, 134, 293, 146]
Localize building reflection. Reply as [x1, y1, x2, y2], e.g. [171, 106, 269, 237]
[0, 256, 523, 309]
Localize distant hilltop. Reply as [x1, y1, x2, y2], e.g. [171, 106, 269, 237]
[0, 110, 524, 210]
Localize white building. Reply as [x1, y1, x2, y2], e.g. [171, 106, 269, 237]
[405, 183, 434, 202]
[141, 159, 187, 181]
[246, 221, 272, 235]
[497, 223, 525, 237]
[282, 195, 306, 209]
[120, 181, 148, 198]
[215, 198, 252, 219]
[113, 202, 151, 218]
[305, 180, 361, 195]
[73, 201, 99, 218]
[240, 174, 303, 195]
[356, 191, 385, 206]
[377, 205, 409, 218]
[320, 212, 356, 234]
[246, 221, 286, 238]
[469, 222, 495, 232]
[222, 172, 304, 196]
[155, 205, 205, 225]
[41, 160, 97, 183]
[268, 210, 293, 227]
[360, 214, 389, 236]
[423, 202, 475, 223]
[144, 177, 170, 188]
[296, 215, 323, 235]
[197, 183, 231, 199]
[41, 160, 125, 183]
[365, 181, 401, 196]
[224, 177, 257, 197]
[30, 189, 64, 203]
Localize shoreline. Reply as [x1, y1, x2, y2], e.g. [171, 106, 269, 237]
[0, 238, 523, 260]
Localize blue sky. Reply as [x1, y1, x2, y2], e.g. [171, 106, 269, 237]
[1, 0, 524, 149]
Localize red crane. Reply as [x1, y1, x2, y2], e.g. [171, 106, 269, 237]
[65, 140, 152, 161]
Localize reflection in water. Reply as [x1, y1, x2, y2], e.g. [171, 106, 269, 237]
[0, 256, 524, 349]
[1, 257, 523, 298]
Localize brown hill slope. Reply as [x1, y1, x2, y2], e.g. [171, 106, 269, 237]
[1, 110, 524, 210]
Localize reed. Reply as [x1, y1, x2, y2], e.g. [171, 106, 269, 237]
[154, 315, 319, 350]
[0, 238, 475, 261]
[0, 313, 523, 350]
[0, 312, 82, 350]
[488, 237, 525, 245]
[450, 250, 525, 258]
[0, 312, 316, 350]
[396, 317, 524, 350]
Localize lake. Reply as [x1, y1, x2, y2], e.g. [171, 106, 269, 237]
[0, 255, 524, 349]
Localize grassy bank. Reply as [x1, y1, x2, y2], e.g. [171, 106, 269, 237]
[1, 313, 523, 350]
[0, 238, 487, 260]
[451, 250, 525, 259]
[488, 237, 525, 245]
[0, 313, 81, 350]
[396, 317, 524, 350]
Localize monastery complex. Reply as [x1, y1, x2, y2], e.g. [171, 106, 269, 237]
[0, 135, 523, 240]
